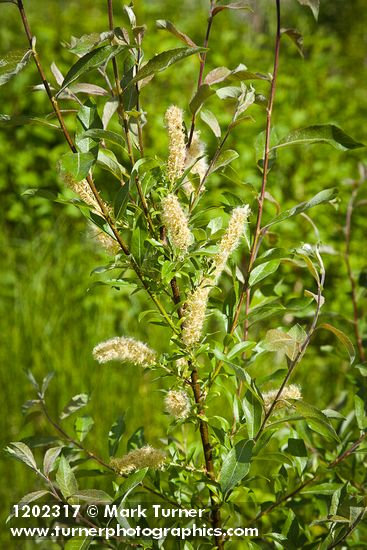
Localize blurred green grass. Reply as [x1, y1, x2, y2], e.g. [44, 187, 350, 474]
[1, 0, 367, 546]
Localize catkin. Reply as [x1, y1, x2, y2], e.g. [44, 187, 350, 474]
[161, 193, 192, 252]
[165, 105, 186, 183]
[93, 336, 156, 366]
[110, 445, 165, 474]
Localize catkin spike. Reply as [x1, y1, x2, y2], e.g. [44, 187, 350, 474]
[185, 131, 208, 183]
[110, 445, 165, 474]
[182, 283, 211, 347]
[93, 336, 156, 366]
[262, 384, 302, 412]
[165, 105, 186, 183]
[212, 205, 251, 281]
[161, 193, 192, 252]
[165, 390, 191, 419]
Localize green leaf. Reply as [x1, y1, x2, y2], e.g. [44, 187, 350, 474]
[5, 442, 38, 471]
[109, 414, 126, 457]
[242, 390, 263, 438]
[114, 182, 130, 220]
[60, 394, 90, 420]
[67, 31, 113, 55]
[127, 47, 205, 88]
[58, 152, 96, 182]
[43, 446, 62, 475]
[200, 108, 221, 138]
[264, 328, 300, 361]
[265, 188, 337, 229]
[272, 125, 364, 152]
[82, 129, 125, 149]
[213, 2, 252, 17]
[296, 0, 320, 20]
[72, 489, 113, 504]
[292, 400, 340, 442]
[75, 415, 94, 442]
[58, 45, 127, 95]
[281, 28, 304, 57]
[56, 456, 78, 500]
[220, 439, 254, 496]
[0, 114, 59, 129]
[354, 394, 367, 430]
[156, 20, 197, 48]
[249, 260, 280, 287]
[189, 84, 215, 115]
[64, 538, 92, 550]
[0, 49, 32, 86]
[209, 150, 239, 174]
[318, 323, 355, 363]
[97, 149, 128, 181]
[287, 438, 307, 457]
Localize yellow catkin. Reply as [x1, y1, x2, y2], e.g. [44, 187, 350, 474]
[185, 131, 208, 184]
[92, 336, 156, 366]
[182, 283, 211, 347]
[262, 384, 302, 412]
[181, 205, 250, 347]
[90, 225, 120, 256]
[110, 445, 166, 474]
[165, 105, 186, 183]
[212, 205, 251, 281]
[161, 193, 192, 252]
[165, 390, 191, 419]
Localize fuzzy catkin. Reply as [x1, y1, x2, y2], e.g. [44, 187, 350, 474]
[90, 225, 119, 256]
[165, 390, 191, 419]
[185, 131, 208, 183]
[161, 193, 192, 252]
[165, 105, 186, 183]
[93, 336, 156, 366]
[213, 205, 251, 281]
[110, 445, 165, 474]
[262, 384, 302, 412]
[181, 205, 251, 347]
[182, 283, 211, 347]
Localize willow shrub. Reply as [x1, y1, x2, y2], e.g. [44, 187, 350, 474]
[3, 1, 367, 549]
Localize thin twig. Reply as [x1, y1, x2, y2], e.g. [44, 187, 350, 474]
[232, 0, 282, 339]
[187, 0, 215, 147]
[344, 179, 366, 363]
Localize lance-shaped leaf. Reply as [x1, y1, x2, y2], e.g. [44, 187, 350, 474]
[43, 446, 62, 476]
[109, 414, 126, 457]
[71, 490, 113, 504]
[272, 125, 364, 152]
[60, 393, 90, 420]
[220, 439, 254, 496]
[58, 45, 128, 95]
[318, 323, 355, 363]
[56, 456, 78, 500]
[264, 188, 337, 229]
[292, 400, 340, 442]
[5, 442, 38, 471]
[264, 328, 301, 361]
[296, 0, 320, 20]
[66, 31, 113, 55]
[156, 20, 197, 47]
[213, 2, 252, 17]
[281, 28, 304, 57]
[126, 47, 205, 88]
[58, 152, 96, 182]
[0, 49, 32, 86]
